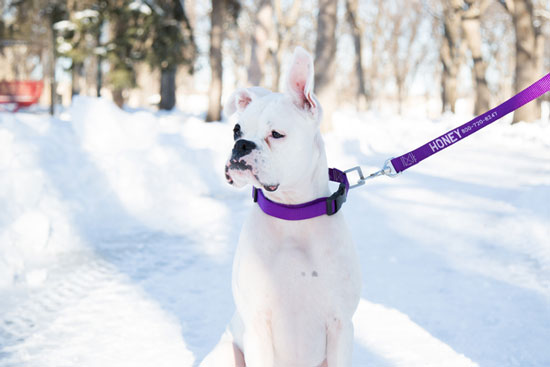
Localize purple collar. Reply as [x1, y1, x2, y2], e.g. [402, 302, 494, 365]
[252, 168, 350, 221]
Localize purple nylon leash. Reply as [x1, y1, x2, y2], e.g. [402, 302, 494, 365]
[346, 73, 550, 186]
[390, 72, 550, 174]
[253, 73, 550, 221]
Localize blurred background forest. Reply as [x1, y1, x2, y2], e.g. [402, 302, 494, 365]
[0, 0, 549, 126]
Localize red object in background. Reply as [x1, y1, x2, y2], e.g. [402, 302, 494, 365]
[0, 80, 44, 112]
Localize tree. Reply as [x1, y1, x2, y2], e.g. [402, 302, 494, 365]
[56, 0, 107, 99]
[345, 0, 367, 110]
[481, 4, 515, 102]
[461, 0, 492, 115]
[56, 0, 155, 108]
[206, 0, 225, 122]
[44, 2, 68, 115]
[314, 0, 338, 130]
[108, 1, 154, 108]
[1, 10, 39, 80]
[148, 0, 196, 110]
[247, 0, 274, 87]
[0, 3, 5, 46]
[55, 0, 196, 109]
[499, 0, 544, 122]
[366, 0, 386, 110]
[441, 0, 465, 113]
[435, 0, 499, 115]
[206, 0, 240, 122]
[388, 0, 425, 115]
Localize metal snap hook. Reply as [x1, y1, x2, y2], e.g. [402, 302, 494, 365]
[345, 159, 400, 189]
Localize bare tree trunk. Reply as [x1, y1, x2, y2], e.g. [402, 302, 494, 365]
[462, 0, 491, 115]
[96, 54, 103, 97]
[206, 0, 224, 122]
[345, 0, 367, 110]
[535, 28, 544, 115]
[186, 0, 196, 29]
[440, 1, 462, 113]
[113, 88, 124, 108]
[159, 67, 177, 110]
[49, 20, 56, 116]
[273, 46, 283, 92]
[500, 0, 542, 122]
[96, 19, 103, 97]
[248, 0, 273, 87]
[368, 0, 384, 110]
[390, 12, 405, 115]
[389, 0, 423, 116]
[40, 47, 52, 106]
[178, 0, 196, 93]
[441, 66, 458, 113]
[513, 0, 540, 122]
[396, 76, 404, 115]
[71, 62, 84, 98]
[314, 0, 338, 131]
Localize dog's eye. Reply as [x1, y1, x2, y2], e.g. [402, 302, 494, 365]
[271, 130, 285, 139]
[233, 124, 242, 140]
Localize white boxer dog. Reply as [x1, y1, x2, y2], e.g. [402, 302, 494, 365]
[201, 47, 361, 367]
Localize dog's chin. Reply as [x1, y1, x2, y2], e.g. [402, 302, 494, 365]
[225, 168, 248, 188]
[225, 161, 247, 187]
[225, 163, 279, 192]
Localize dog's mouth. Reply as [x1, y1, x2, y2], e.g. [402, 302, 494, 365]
[225, 160, 279, 192]
[262, 184, 279, 192]
[228, 158, 252, 172]
[225, 159, 252, 185]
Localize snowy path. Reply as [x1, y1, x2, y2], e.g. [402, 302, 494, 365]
[1, 100, 549, 366]
[0, 246, 194, 367]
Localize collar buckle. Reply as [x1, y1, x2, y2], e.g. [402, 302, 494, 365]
[325, 182, 347, 215]
[253, 187, 259, 202]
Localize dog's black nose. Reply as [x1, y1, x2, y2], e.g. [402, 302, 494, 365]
[232, 139, 256, 160]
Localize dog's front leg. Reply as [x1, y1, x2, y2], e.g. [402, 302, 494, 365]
[326, 318, 353, 367]
[242, 316, 274, 367]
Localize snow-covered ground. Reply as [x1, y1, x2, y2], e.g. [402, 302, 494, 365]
[1, 97, 549, 367]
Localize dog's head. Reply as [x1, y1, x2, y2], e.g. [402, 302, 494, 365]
[224, 47, 323, 194]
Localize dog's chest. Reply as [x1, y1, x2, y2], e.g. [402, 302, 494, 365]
[232, 210, 361, 366]
[233, 212, 359, 317]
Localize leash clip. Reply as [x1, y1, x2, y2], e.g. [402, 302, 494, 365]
[345, 158, 400, 189]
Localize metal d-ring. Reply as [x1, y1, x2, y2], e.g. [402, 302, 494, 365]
[344, 166, 366, 189]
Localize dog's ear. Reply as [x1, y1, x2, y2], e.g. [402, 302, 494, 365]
[223, 87, 271, 118]
[224, 88, 254, 118]
[285, 47, 318, 117]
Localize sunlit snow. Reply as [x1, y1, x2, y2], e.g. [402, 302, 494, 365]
[1, 97, 549, 367]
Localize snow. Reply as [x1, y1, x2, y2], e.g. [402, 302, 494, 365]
[57, 41, 73, 54]
[1, 97, 549, 367]
[52, 20, 76, 32]
[74, 9, 100, 20]
[128, 0, 153, 15]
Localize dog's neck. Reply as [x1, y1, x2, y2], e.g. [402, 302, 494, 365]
[263, 132, 330, 205]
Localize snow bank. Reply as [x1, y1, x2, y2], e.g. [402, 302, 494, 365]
[0, 114, 83, 287]
[0, 97, 236, 288]
[70, 97, 232, 235]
